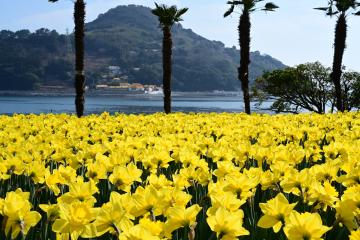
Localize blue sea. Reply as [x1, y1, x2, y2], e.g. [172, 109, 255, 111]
[0, 92, 273, 115]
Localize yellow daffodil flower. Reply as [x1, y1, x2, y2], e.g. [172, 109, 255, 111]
[119, 224, 160, 240]
[257, 193, 297, 232]
[2, 189, 41, 239]
[52, 202, 99, 240]
[91, 191, 133, 237]
[164, 204, 201, 234]
[283, 211, 331, 240]
[57, 178, 98, 205]
[207, 207, 249, 239]
[108, 163, 142, 192]
[39, 203, 60, 222]
[349, 229, 360, 240]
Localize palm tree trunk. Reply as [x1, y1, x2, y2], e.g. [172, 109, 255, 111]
[162, 26, 172, 114]
[331, 12, 347, 112]
[74, 0, 86, 117]
[239, 9, 251, 114]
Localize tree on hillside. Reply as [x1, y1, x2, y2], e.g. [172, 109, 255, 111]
[224, 0, 278, 114]
[49, 0, 86, 117]
[315, 0, 360, 112]
[152, 3, 188, 114]
[253, 62, 360, 113]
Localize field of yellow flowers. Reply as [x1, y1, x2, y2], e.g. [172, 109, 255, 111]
[0, 112, 359, 240]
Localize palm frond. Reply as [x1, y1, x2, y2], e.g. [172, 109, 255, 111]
[224, 5, 235, 17]
[227, 1, 244, 5]
[314, 7, 330, 11]
[262, 2, 279, 11]
[152, 3, 188, 27]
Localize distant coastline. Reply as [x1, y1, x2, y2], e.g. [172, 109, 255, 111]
[0, 90, 244, 98]
[0, 93, 274, 116]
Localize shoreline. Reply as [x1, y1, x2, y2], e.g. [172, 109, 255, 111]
[0, 90, 244, 98]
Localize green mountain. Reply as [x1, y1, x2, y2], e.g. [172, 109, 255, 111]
[0, 4, 286, 91]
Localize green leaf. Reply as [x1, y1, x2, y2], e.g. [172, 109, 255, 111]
[227, 1, 243, 4]
[327, 10, 339, 15]
[264, 2, 279, 11]
[224, 5, 235, 17]
[175, 7, 189, 22]
[263, 2, 279, 11]
[177, 8, 189, 17]
[314, 7, 329, 11]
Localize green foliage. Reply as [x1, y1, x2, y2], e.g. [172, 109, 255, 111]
[152, 3, 188, 28]
[0, 5, 286, 92]
[83, 5, 285, 91]
[254, 62, 360, 113]
[315, 0, 360, 112]
[0, 29, 72, 90]
[339, 70, 360, 110]
[224, 0, 278, 16]
[315, 0, 360, 15]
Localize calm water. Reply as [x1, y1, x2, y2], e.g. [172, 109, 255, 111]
[0, 93, 272, 115]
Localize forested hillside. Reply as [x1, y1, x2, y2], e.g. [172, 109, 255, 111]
[0, 5, 286, 91]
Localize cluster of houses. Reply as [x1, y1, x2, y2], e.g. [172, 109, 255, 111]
[95, 66, 162, 94]
[37, 66, 162, 94]
[96, 83, 150, 92]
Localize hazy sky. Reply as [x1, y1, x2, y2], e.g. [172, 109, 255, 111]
[1, 0, 359, 70]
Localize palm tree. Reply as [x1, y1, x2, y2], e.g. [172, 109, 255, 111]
[224, 0, 278, 114]
[315, 0, 360, 112]
[152, 3, 188, 114]
[49, 0, 86, 117]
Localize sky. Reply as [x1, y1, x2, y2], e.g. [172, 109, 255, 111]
[1, 0, 359, 71]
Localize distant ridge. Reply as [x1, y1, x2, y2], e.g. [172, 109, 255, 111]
[0, 4, 286, 91]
